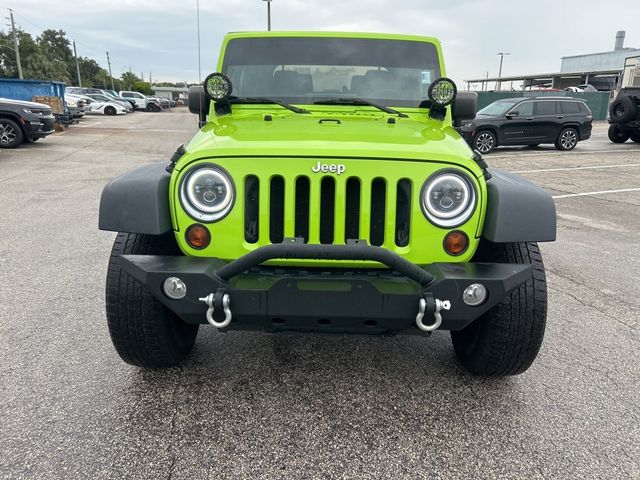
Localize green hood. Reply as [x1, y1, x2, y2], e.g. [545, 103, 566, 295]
[179, 107, 478, 172]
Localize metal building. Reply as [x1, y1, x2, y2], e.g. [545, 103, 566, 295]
[466, 31, 639, 92]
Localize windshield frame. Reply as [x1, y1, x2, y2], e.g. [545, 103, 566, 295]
[218, 33, 444, 109]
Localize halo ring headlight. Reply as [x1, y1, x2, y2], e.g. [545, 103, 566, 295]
[179, 165, 235, 222]
[421, 170, 477, 228]
[428, 77, 457, 107]
[204, 72, 233, 101]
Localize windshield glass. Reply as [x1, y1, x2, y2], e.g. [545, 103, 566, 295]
[222, 37, 441, 107]
[478, 99, 520, 116]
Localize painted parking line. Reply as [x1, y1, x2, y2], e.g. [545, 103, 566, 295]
[490, 148, 636, 159]
[75, 122, 103, 128]
[553, 188, 640, 199]
[512, 163, 640, 174]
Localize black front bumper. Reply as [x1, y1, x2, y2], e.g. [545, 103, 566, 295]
[118, 242, 531, 334]
[23, 116, 56, 138]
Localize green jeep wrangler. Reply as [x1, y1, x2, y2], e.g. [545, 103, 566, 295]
[99, 32, 556, 376]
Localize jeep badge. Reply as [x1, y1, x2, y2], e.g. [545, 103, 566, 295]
[312, 161, 346, 175]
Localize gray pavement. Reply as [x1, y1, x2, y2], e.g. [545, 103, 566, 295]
[0, 110, 639, 479]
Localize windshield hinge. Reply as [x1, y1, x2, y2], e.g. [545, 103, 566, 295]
[472, 150, 492, 180]
[165, 144, 186, 174]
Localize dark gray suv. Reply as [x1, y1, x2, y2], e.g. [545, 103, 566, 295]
[0, 98, 55, 148]
[458, 97, 593, 153]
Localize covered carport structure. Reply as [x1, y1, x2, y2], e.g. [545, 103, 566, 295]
[465, 69, 622, 92]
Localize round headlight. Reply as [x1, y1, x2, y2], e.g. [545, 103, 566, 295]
[180, 165, 235, 222]
[421, 171, 476, 228]
[428, 77, 457, 107]
[204, 72, 233, 101]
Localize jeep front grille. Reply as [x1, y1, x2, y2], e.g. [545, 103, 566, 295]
[244, 174, 412, 248]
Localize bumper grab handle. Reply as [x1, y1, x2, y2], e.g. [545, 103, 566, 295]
[214, 241, 436, 286]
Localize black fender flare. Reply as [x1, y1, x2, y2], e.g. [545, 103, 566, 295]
[482, 170, 556, 243]
[99, 162, 172, 234]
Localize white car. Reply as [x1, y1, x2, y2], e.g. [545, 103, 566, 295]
[85, 93, 133, 112]
[72, 95, 127, 116]
[64, 95, 86, 119]
[119, 91, 162, 112]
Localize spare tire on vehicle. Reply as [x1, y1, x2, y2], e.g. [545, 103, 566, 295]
[609, 96, 637, 124]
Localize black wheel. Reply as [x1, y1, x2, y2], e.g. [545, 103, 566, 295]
[609, 97, 636, 124]
[104, 106, 117, 116]
[608, 124, 630, 143]
[555, 127, 578, 151]
[146, 103, 160, 112]
[629, 131, 640, 143]
[451, 241, 547, 376]
[0, 118, 24, 148]
[474, 130, 496, 154]
[106, 232, 199, 368]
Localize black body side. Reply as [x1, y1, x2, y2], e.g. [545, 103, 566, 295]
[483, 169, 556, 243]
[99, 162, 172, 235]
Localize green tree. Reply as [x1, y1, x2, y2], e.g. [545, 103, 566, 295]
[121, 71, 139, 90]
[133, 80, 151, 95]
[38, 29, 72, 63]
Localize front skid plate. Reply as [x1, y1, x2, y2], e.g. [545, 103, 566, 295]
[118, 255, 531, 333]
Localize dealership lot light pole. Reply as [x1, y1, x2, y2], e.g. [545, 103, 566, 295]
[197, 0, 202, 82]
[263, 0, 272, 31]
[497, 52, 510, 91]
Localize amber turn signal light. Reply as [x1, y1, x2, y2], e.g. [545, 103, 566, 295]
[186, 224, 211, 249]
[443, 230, 469, 256]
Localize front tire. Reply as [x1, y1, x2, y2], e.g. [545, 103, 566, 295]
[555, 127, 578, 151]
[104, 106, 117, 116]
[608, 124, 630, 143]
[0, 119, 24, 148]
[451, 241, 547, 376]
[106, 232, 199, 368]
[474, 130, 496, 154]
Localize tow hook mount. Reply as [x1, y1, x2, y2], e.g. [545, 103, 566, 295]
[416, 293, 451, 332]
[199, 289, 232, 329]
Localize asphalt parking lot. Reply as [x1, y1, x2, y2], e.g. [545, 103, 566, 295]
[1, 109, 639, 479]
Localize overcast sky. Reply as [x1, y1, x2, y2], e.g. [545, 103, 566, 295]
[5, 0, 640, 86]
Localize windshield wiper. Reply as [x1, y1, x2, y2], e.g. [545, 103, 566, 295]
[313, 98, 408, 118]
[229, 96, 310, 114]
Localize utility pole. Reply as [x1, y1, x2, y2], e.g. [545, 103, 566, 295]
[73, 40, 82, 86]
[106, 51, 115, 90]
[263, 0, 272, 31]
[496, 52, 510, 91]
[196, 0, 201, 82]
[149, 72, 152, 85]
[8, 9, 23, 79]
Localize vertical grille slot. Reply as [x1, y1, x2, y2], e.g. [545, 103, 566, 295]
[244, 175, 260, 243]
[395, 180, 411, 247]
[370, 178, 386, 246]
[319, 177, 335, 244]
[295, 176, 310, 242]
[269, 176, 285, 244]
[344, 177, 361, 242]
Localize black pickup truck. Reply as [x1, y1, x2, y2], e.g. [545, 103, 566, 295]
[0, 98, 55, 148]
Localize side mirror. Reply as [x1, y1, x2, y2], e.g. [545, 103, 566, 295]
[188, 85, 208, 127]
[506, 111, 519, 118]
[452, 92, 477, 127]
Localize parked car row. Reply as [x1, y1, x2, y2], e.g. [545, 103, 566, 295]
[65, 87, 173, 116]
[1, 85, 175, 148]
